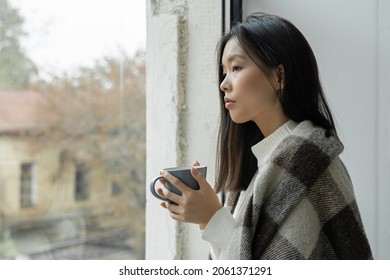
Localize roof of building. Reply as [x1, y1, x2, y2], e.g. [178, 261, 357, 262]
[0, 90, 41, 135]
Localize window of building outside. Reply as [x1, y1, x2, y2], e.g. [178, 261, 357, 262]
[20, 162, 35, 208]
[75, 163, 90, 201]
[0, 0, 146, 259]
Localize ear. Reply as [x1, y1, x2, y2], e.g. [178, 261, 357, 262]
[276, 64, 285, 92]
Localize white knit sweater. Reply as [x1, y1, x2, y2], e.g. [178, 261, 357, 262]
[202, 120, 298, 259]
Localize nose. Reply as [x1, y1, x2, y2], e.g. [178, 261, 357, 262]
[220, 75, 231, 92]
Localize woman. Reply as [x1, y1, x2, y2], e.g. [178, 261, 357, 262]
[157, 13, 372, 259]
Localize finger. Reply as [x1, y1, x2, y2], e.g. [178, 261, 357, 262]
[160, 184, 181, 204]
[164, 202, 181, 218]
[156, 187, 166, 198]
[165, 201, 179, 212]
[161, 171, 189, 195]
[158, 178, 166, 187]
[160, 202, 181, 220]
[167, 206, 182, 220]
[160, 201, 168, 209]
[192, 160, 200, 167]
[158, 185, 180, 205]
[191, 166, 207, 187]
[168, 211, 182, 221]
[160, 202, 180, 220]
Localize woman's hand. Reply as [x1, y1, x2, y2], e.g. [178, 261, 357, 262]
[157, 161, 222, 227]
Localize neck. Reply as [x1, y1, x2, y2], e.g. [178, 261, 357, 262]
[255, 113, 290, 137]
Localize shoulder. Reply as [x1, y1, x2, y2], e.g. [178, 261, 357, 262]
[272, 120, 343, 165]
[263, 121, 345, 189]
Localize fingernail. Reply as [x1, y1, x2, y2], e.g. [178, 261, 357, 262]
[192, 167, 199, 175]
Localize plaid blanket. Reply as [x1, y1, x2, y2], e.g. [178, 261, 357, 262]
[226, 121, 372, 259]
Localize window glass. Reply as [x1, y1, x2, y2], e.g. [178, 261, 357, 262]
[0, 0, 146, 259]
[75, 163, 90, 201]
[20, 162, 35, 207]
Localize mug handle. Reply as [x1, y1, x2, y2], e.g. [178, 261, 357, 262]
[150, 175, 171, 202]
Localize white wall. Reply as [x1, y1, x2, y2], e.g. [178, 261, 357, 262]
[377, 0, 390, 261]
[146, 0, 221, 259]
[243, 0, 390, 259]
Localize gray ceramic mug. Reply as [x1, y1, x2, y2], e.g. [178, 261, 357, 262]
[150, 166, 207, 203]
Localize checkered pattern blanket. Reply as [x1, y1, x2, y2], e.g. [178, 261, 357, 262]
[226, 121, 372, 259]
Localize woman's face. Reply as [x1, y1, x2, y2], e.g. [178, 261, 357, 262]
[220, 37, 286, 135]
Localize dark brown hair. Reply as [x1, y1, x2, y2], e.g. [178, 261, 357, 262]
[215, 13, 337, 193]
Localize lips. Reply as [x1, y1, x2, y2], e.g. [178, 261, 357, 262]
[224, 97, 236, 109]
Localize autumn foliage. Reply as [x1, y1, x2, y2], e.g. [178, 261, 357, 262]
[29, 50, 146, 206]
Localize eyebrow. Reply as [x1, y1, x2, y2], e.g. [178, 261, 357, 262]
[221, 54, 247, 67]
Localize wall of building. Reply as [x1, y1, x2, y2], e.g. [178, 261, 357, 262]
[0, 135, 133, 229]
[0, 136, 62, 218]
[2, 138, 98, 217]
[145, 0, 221, 259]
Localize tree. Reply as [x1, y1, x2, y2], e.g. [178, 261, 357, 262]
[30, 50, 146, 206]
[0, 0, 37, 89]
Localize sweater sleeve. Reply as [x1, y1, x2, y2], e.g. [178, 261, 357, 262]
[201, 206, 236, 259]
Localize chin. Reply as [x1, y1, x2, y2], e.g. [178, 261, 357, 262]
[229, 114, 248, 124]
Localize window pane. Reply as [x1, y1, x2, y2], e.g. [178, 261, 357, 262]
[0, 0, 146, 259]
[20, 162, 34, 207]
[75, 163, 90, 201]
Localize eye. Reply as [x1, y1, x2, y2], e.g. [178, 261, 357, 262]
[232, 66, 242, 72]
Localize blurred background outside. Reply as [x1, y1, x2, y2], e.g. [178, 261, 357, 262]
[0, 0, 146, 259]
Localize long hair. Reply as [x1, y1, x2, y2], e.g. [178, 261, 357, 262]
[215, 13, 337, 193]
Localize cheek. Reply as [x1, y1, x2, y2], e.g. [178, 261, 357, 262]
[245, 77, 275, 105]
